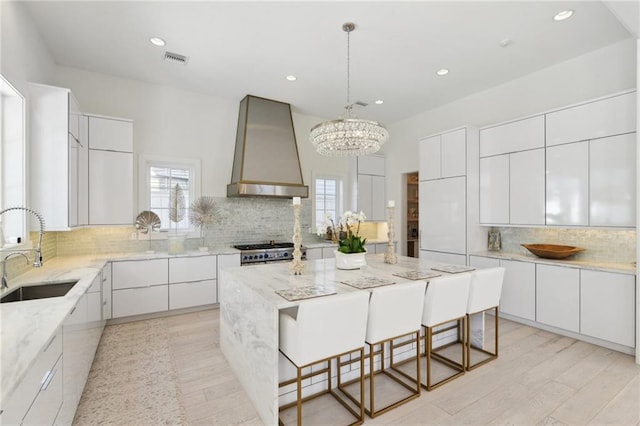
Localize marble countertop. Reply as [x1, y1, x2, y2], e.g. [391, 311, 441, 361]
[304, 239, 391, 249]
[471, 250, 636, 275]
[0, 246, 239, 404]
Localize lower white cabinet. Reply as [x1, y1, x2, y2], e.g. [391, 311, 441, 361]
[536, 264, 580, 333]
[169, 280, 216, 310]
[112, 285, 169, 318]
[102, 263, 112, 320]
[169, 255, 217, 309]
[581, 270, 635, 348]
[0, 328, 63, 426]
[420, 249, 466, 266]
[500, 259, 536, 321]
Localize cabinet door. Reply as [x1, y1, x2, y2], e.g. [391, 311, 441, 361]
[112, 285, 169, 318]
[546, 92, 636, 146]
[536, 264, 580, 333]
[357, 155, 385, 176]
[441, 128, 466, 177]
[510, 149, 545, 225]
[78, 115, 89, 226]
[357, 174, 373, 219]
[88, 116, 133, 152]
[499, 259, 535, 321]
[170, 279, 217, 309]
[480, 115, 545, 157]
[169, 255, 217, 283]
[371, 175, 386, 221]
[545, 142, 589, 226]
[21, 356, 63, 426]
[589, 133, 636, 227]
[112, 259, 168, 289]
[581, 270, 635, 348]
[419, 177, 466, 254]
[89, 149, 133, 225]
[68, 136, 80, 227]
[469, 255, 500, 269]
[419, 249, 466, 266]
[419, 135, 441, 180]
[479, 155, 509, 224]
[102, 263, 112, 320]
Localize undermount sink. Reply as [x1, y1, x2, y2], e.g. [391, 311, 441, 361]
[521, 244, 585, 260]
[0, 281, 78, 303]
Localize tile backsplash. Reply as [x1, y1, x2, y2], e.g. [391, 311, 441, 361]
[493, 227, 636, 264]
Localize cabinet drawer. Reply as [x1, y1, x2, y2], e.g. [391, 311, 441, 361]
[21, 355, 63, 426]
[88, 116, 133, 152]
[169, 279, 217, 310]
[112, 285, 168, 318]
[112, 259, 168, 289]
[169, 256, 216, 283]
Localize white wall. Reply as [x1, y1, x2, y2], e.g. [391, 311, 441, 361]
[385, 38, 637, 255]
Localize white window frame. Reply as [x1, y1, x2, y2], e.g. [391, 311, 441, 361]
[138, 154, 201, 236]
[313, 173, 343, 234]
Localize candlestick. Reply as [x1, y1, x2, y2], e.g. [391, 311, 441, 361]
[384, 203, 397, 264]
[290, 203, 306, 275]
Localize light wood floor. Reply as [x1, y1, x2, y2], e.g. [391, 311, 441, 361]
[160, 309, 640, 425]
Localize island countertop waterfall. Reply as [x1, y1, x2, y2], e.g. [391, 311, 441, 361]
[219, 253, 484, 425]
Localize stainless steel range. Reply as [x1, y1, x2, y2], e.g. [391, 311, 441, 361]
[233, 242, 306, 265]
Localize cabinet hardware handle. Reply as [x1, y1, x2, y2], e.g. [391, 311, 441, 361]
[41, 369, 56, 390]
[69, 306, 76, 315]
[103, 300, 107, 306]
[43, 334, 57, 353]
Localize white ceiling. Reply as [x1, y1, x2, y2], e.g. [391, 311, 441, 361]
[23, 1, 634, 125]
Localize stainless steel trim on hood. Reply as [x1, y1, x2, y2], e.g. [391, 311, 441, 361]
[227, 95, 309, 198]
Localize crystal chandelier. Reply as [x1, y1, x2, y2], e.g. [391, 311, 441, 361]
[310, 22, 389, 156]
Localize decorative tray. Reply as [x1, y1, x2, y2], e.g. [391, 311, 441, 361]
[431, 265, 476, 274]
[275, 286, 336, 302]
[340, 277, 395, 289]
[393, 270, 442, 281]
[521, 243, 585, 259]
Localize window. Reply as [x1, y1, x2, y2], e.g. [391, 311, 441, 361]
[139, 156, 201, 232]
[315, 176, 341, 232]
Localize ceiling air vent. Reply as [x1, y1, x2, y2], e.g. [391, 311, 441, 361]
[163, 51, 189, 65]
[354, 100, 368, 107]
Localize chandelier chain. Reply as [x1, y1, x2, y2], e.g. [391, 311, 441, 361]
[346, 26, 351, 108]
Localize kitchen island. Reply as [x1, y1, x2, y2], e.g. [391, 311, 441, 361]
[219, 253, 481, 425]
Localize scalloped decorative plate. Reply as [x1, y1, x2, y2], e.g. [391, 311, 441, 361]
[135, 210, 161, 234]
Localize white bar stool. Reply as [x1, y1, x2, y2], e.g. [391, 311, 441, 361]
[278, 291, 370, 426]
[340, 280, 427, 418]
[466, 267, 505, 371]
[421, 273, 471, 390]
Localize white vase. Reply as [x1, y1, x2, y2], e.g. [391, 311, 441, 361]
[335, 250, 367, 270]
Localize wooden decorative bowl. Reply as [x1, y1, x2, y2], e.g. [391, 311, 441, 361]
[521, 244, 585, 259]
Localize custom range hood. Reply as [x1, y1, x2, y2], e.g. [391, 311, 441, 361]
[227, 95, 309, 198]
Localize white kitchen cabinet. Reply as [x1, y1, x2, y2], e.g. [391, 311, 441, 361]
[479, 115, 545, 158]
[546, 91, 636, 146]
[589, 133, 636, 227]
[545, 141, 589, 226]
[305, 247, 323, 261]
[469, 255, 500, 269]
[89, 149, 134, 225]
[500, 259, 536, 321]
[420, 249, 466, 266]
[88, 115, 134, 152]
[169, 255, 217, 309]
[510, 149, 545, 225]
[419, 128, 466, 180]
[419, 176, 466, 254]
[355, 155, 386, 221]
[479, 154, 509, 224]
[581, 270, 635, 348]
[102, 263, 112, 320]
[29, 83, 87, 230]
[112, 259, 169, 318]
[0, 328, 62, 426]
[536, 264, 580, 333]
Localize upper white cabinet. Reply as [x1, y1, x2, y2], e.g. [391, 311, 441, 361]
[479, 154, 509, 224]
[480, 115, 545, 157]
[545, 142, 589, 226]
[419, 128, 466, 180]
[589, 133, 636, 227]
[87, 115, 134, 225]
[509, 149, 545, 225]
[546, 91, 636, 146]
[419, 176, 466, 254]
[355, 155, 386, 221]
[29, 83, 87, 230]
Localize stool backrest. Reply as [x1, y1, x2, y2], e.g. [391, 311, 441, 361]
[422, 273, 471, 327]
[283, 291, 370, 366]
[366, 280, 427, 343]
[467, 267, 505, 314]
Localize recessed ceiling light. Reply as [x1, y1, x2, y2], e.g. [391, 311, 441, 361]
[436, 68, 449, 76]
[375, 100, 384, 105]
[499, 38, 512, 48]
[553, 10, 574, 21]
[149, 37, 166, 47]
[286, 75, 297, 81]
